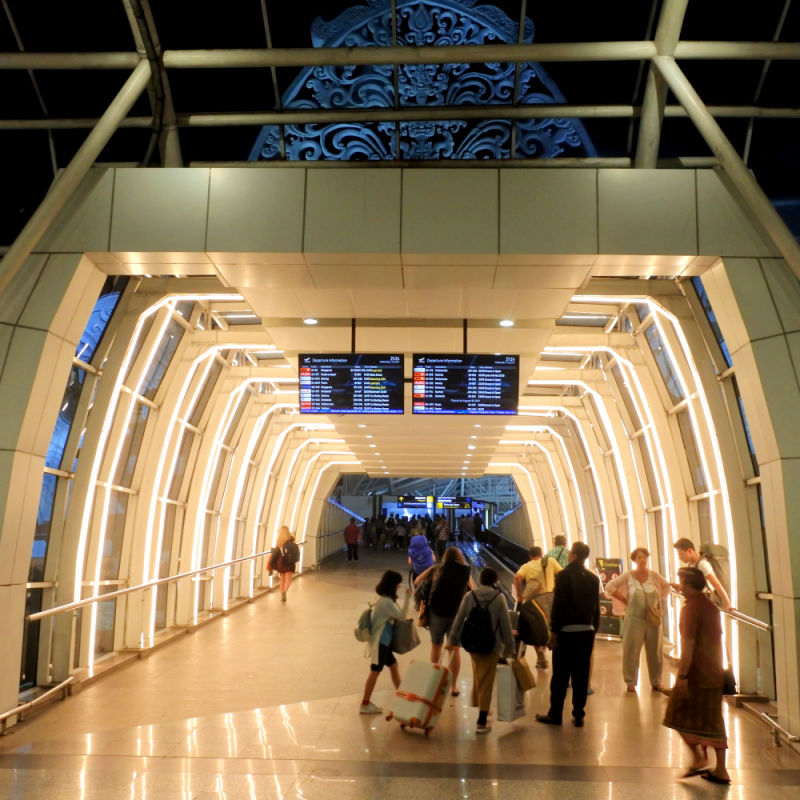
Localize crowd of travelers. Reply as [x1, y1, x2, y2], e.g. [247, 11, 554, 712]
[353, 530, 734, 784]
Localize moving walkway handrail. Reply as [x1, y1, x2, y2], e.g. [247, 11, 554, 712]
[26, 548, 273, 623]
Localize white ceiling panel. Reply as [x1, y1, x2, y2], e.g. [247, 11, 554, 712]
[403, 265, 496, 290]
[466, 327, 550, 356]
[239, 288, 305, 317]
[216, 263, 315, 288]
[350, 290, 410, 317]
[404, 289, 464, 317]
[493, 264, 592, 290]
[295, 289, 356, 317]
[266, 326, 352, 353]
[512, 288, 574, 317]
[307, 264, 404, 289]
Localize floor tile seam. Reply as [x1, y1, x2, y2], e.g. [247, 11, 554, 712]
[2, 754, 800, 785]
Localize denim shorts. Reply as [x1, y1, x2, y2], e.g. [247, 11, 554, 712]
[427, 610, 454, 645]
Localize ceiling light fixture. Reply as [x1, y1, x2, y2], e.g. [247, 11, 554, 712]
[499, 319, 514, 327]
[303, 317, 318, 325]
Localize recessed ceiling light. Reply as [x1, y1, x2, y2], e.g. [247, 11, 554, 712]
[365, 435, 373, 438]
[303, 317, 318, 325]
[470, 435, 477, 439]
[358, 424, 366, 428]
[467, 444, 476, 450]
[369, 444, 376, 448]
[474, 424, 481, 428]
[499, 319, 514, 327]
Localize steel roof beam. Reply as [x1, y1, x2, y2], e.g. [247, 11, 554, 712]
[635, 0, 689, 168]
[654, 54, 800, 280]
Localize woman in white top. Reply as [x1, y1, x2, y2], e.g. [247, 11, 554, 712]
[604, 547, 670, 693]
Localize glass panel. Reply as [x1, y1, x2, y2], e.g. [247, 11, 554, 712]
[223, 391, 249, 446]
[139, 316, 185, 400]
[20, 588, 42, 689]
[200, 512, 216, 568]
[155, 503, 177, 631]
[168, 428, 195, 500]
[644, 323, 685, 403]
[633, 303, 651, 325]
[637, 439, 661, 506]
[691, 276, 733, 369]
[610, 363, 641, 430]
[188, 358, 223, 427]
[207, 453, 232, 512]
[75, 276, 127, 363]
[46, 366, 85, 469]
[696, 496, 712, 544]
[100, 492, 129, 580]
[93, 587, 116, 656]
[731, 375, 759, 476]
[124, 313, 156, 382]
[30, 474, 57, 581]
[676, 408, 708, 493]
[174, 300, 194, 321]
[113, 402, 150, 487]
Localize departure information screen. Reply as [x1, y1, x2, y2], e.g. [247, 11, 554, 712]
[298, 353, 404, 414]
[412, 353, 519, 415]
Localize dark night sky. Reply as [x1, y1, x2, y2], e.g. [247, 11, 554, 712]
[1, 0, 799, 245]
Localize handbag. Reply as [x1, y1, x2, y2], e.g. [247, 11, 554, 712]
[510, 655, 536, 691]
[417, 600, 429, 628]
[390, 618, 421, 654]
[645, 601, 662, 627]
[722, 665, 737, 695]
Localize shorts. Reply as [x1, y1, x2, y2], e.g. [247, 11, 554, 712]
[370, 643, 397, 672]
[427, 610, 455, 645]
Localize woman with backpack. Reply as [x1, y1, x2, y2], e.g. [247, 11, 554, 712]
[276, 525, 300, 603]
[414, 546, 472, 697]
[450, 567, 515, 733]
[360, 569, 411, 714]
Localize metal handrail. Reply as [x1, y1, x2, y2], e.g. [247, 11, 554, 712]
[26, 549, 273, 622]
[667, 588, 771, 631]
[0, 677, 75, 735]
[759, 712, 800, 745]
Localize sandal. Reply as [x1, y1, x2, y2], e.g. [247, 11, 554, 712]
[451, 689, 460, 697]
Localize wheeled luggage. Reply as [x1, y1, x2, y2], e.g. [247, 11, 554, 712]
[386, 657, 453, 736]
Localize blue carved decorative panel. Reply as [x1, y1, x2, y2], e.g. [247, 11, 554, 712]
[250, 0, 595, 162]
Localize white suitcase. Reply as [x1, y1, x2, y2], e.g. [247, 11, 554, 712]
[496, 663, 526, 722]
[386, 659, 453, 736]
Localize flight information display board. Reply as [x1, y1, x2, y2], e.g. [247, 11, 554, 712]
[298, 353, 404, 414]
[412, 354, 519, 415]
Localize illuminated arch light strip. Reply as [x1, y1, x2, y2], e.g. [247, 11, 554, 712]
[508, 426, 591, 544]
[570, 295, 737, 604]
[87, 298, 180, 665]
[288, 450, 354, 534]
[567, 295, 739, 666]
[80, 293, 244, 664]
[270, 438, 346, 551]
[300, 461, 363, 559]
[527, 376, 639, 554]
[144, 347, 294, 636]
[498, 437, 575, 550]
[248, 421, 335, 591]
[485, 462, 547, 546]
[514, 408, 610, 552]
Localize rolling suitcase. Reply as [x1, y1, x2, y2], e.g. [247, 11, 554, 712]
[386, 657, 453, 736]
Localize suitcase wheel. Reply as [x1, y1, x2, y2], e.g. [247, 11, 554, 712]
[400, 723, 407, 730]
[385, 712, 394, 721]
[424, 727, 432, 737]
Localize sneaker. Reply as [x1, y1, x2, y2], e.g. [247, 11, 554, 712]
[476, 724, 492, 734]
[536, 661, 549, 669]
[359, 702, 383, 714]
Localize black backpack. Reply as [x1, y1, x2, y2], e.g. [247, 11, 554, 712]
[517, 598, 549, 647]
[282, 540, 300, 568]
[460, 591, 499, 654]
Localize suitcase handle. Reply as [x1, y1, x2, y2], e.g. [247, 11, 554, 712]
[395, 690, 443, 714]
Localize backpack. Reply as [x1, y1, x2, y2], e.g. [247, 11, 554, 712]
[698, 543, 731, 606]
[268, 546, 282, 572]
[354, 605, 373, 642]
[460, 591, 499, 654]
[517, 598, 549, 647]
[282, 540, 300, 569]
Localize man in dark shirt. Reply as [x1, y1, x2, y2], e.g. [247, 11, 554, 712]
[535, 541, 600, 727]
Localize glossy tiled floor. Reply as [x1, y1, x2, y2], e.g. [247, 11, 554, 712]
[2, 548, 799, 799]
